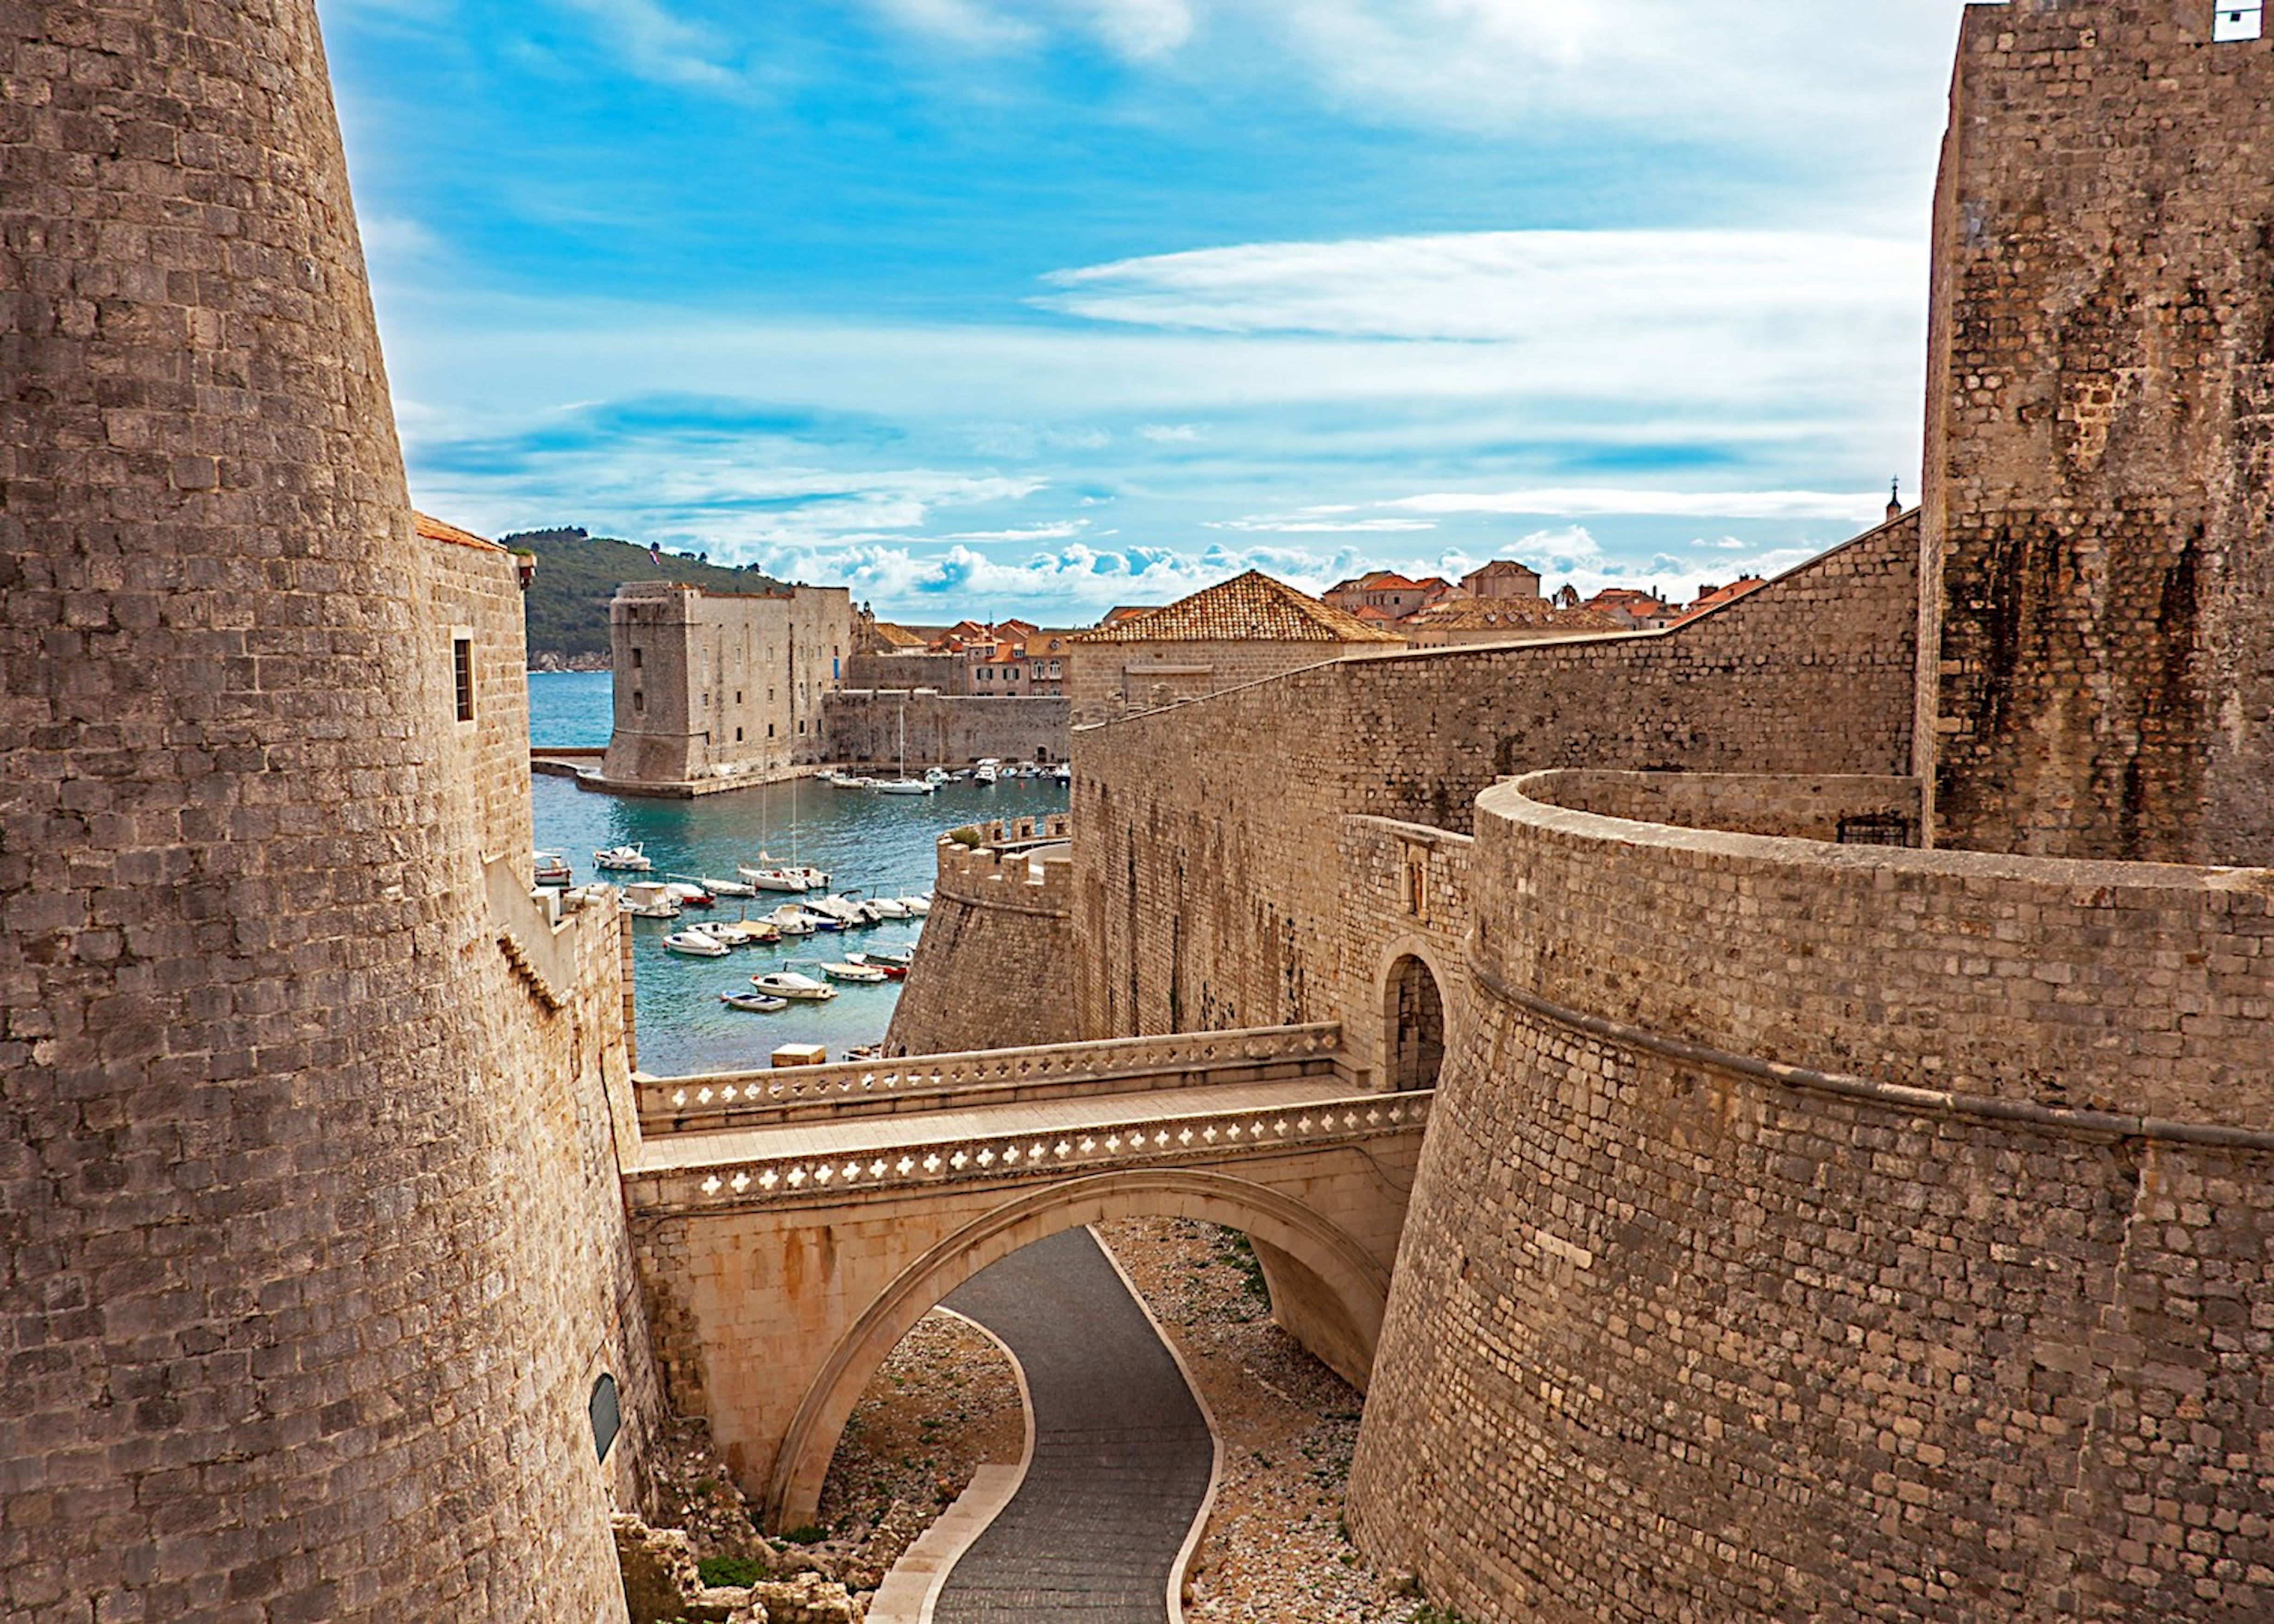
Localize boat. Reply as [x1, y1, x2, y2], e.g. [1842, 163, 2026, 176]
[703, 919, 779, 948]
[620, 882, 682, 920]
[899, 895, 932, 917]
[821, 960, 888, 984]
[847, 1043, 885, 1061]
[762, 905, 816, 936]
[740, 864, 810, 893]
[973, 759, 1000, 784]
[696, 874, 757, 898]
[534, 850, 573, 887]
[663, 928, 730, 958]
[864, 945, 915, 969]
[843, 952, 907, 980]
[866, 897, 911, 920]
[1051, 762, 1071, 783]
[790, 905, 845, 933]
[874, 778, 935, 795]
[801, 894, 865, 928]
[750, 971, 835, 1002]
[719, 991, 789, 1013]
[924, 767, 951, 785]
[594, 843, 652, 872]
[663, 881, 715, 908]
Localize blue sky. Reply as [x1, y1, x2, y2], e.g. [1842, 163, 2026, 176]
[324, 0, 1970, 621]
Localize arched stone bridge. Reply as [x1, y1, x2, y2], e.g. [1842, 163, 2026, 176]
[621, 1024, 1430, 1528]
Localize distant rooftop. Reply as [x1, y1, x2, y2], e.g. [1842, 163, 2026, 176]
[1075, 571, 1405, 645]
[415, 511, 502, 552]
[1407, 598, 1626, 633]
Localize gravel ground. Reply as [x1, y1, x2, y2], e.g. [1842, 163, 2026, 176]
[1093, 1217, 1428, 1624]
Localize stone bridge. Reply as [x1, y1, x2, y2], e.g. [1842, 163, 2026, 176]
[622, 1024, 1431, 1528]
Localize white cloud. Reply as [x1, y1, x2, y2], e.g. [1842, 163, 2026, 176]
[548, 0, 744, 93]
[860, 0, 1039, 50]
[1385, 486, 1885, 523]
[1072, 0, 1196, 58]
[1137, 422, 1205, 442]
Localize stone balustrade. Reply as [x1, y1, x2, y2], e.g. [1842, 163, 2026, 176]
[626, 1087, 1429, 1215]
[639, 1022, 1345, 1135]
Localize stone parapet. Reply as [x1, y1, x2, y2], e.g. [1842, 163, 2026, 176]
[639, 1022, 1345, 1134]
[884, 817, 1077, 1053]
[1492, 770, 2273, 1128]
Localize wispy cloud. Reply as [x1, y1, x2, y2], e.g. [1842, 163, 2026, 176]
[1384, 486, 1885, 523]
[548, 0, 745, 94]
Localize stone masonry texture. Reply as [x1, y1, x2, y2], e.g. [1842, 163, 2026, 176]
[1, 6, 650, 1618]
[886, 820, 1076, 1056]
[1922, 0, 2274, 865]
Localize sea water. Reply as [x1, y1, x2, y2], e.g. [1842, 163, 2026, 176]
[527, 672, 1068, 1076]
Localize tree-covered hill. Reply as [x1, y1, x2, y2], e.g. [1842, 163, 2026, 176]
[503, 527, 788, 668]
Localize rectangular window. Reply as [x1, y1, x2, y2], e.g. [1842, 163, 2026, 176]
[2216, 2, 2264, 38]
[452, 636, 474, 722]
[631, 646, 642, 670]
[767, 723, 775, 737]
[735, 690, 742, 704]
[735, 727, 743, 742]
[632, 690, 644, 715]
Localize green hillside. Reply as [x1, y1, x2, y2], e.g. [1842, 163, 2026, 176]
[504, 527, 788, 666]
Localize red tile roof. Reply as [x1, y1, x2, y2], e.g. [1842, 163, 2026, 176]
[1406, 599, 1626, 634]
[414, 511, 503, 552]
[1074, 571, 1405, 645]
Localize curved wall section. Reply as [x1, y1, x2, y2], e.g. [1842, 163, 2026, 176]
[2, 7, 638, 1619]
[1348, 775, 2274, 1622]
[887, 821, 1075, 1054]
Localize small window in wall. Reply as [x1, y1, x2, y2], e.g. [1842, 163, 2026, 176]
[452, 636, 474, 722]
[589, 1373, 621, 1463]
[632, 690, 645, 715]
[767, 723, 775, 737]
[631, 646, 643, 670]
[2216, 2, 2264, 39]
[735, 690, 743, 704]
[735, 727, 744, 742]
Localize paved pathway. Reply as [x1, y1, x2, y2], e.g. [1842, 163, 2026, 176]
[931, 1227, 1215, 1623]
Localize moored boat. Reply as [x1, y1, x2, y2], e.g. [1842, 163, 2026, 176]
[534, 850, 573, 887]
[663, 881, 715, 907]
[697, 874, 758, 898]
[594, 843, 652, 872]
[741, 864, 811, 893]
[865, 897, 911, 920]
[874, 778, 935, 796]
[751, 971, 835, 1002]
[720, 991, 789, 1012]
[621, 882, 682, 920]
[843, 952, 907, 980]
[663, 928, 730, 957]
[762, 905, 816, 936]
[899, 894, 932, 916]
[821, 960, 888, 984]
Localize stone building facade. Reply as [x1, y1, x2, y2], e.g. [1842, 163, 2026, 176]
[822, 690, 1068, 768]
[882, 817, 1076, 1055]
[602, 580, 854, 789]
[1, 9, 659, 1618]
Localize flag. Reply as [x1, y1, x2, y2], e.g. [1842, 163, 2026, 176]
[649, 540, 662, 568]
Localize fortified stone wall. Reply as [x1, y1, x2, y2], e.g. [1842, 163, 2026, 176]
[0, 4, 652, 1617]
[1332, 818, 1474, 1090]
[843, 648, 966, 694]
[1073, 513, 1920, 1041]
[1922, 0, 2274, 865]
[1067, 636, 1386, 726]
[430, 523, 537, 867]
[886, 819, 1075, 1054]
[1545, 771, 1923, 844]
[1347, 772, 2274, 1621]
[823, 689, 1068, 767]
[604, 581, 854, 787]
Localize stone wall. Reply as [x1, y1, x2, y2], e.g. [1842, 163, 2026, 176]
[1346, 771, 2274, 1621]
[1543, 770, 1922, 844]
[1332, 818, 1474, 1091]
[431, 526, 537, 868]
[886, 818, 1075, 1054]
[0, 4, 654, 1616]
[1073, 513, 1921, 1041]
[1067, 636, 1391, 726]
[1922, 1, 2274, 866]
[605, 581, 854, 787]
[823, 690, 1068, 768]
[843, 648, 967, 694]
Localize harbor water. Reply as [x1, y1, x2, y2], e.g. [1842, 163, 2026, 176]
[528, 671, 1068, 1077]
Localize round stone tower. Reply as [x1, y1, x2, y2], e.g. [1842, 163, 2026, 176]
[2, 6, 630, 1619]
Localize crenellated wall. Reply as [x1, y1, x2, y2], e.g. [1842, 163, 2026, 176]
[886, 818, 1077, 1054]
[1346, 772, 2274, 1621]
[1073, 511, 1921, 1043]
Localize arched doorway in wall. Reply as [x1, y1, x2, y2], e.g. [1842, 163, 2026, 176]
[1386, 955, 1445, 1092]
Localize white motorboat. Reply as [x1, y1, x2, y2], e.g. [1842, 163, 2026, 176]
[1051, 762, 1071, 783]
[866, 897, 911, 920]
[864, 945, 915, 970]
[899, 894, 932, 916]
[924, 767, 951, 784]
[751, 971, 835, 1002]
[762, 905, 816, 936]
[787, 864, 832, 890]
[720, 991, 789, 1012]
[843, 951, 907, 980]
[663, 928, 730, 958]
[874, 778, 935, 795]
[741, 865, 810, 893]
[696, 874, 757, 898]
[821, 960, 887, 984]
[620, 882, 682, 920]
[594, 843, 652, 872]
[663, 881, 715, 907]
[534, 850, 573, 887]
[801, 895, 866, 928]
[973, 759, 1000, 784]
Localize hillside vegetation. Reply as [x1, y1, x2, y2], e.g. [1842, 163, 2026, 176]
[505, 527, 787, 666]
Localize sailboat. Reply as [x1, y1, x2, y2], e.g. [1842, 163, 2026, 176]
[876, 702, 936, 795]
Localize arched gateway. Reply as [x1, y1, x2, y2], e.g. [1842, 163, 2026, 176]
[620, 1025, 1428, 1530]
[1386, 954, 1447, 1091]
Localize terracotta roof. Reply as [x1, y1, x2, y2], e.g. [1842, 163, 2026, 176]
[415, 511, 503, 552]
[1671, 576, 1769, 626]
[1407, 599, 1627, 633]
[1074, 571, 1405, 646]
[1359, 571, 1422, 591]
[871, 621, 928, 649]
[1099, 605, 1164, 627]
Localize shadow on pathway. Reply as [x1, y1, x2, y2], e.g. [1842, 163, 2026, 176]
[933, 1227, 1215, 1623]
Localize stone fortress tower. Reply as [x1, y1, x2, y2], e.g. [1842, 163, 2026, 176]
[3, 5, 653, 1619]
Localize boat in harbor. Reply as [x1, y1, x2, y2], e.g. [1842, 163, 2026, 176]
[720, 990, 789, 1013]
[703, 919, 780, 947]
[762, 904, 817, 936]
[534, 850, 573, 887]
[594, 843, 652, 872]
[663, 928, 730, 957]
[695, 874, 757, 898]
[663, 881, 715, 907]
[863, 945, 915, 970]
[740, 863, 810, 893]
[843, 952, 907, 980]
[821, 960, 888, 984]
[865, 896, 911, 920]
[973, 759, 1001, 784]
[874, 778, 934, 795]
[751, 971, 835, 1002]
[899, 894, 932, 916]
[621, 881, 682, 920]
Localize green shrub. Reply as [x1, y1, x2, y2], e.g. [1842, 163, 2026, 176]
[948, 826, 983, 847]
[781, 1524, 829, 1545]
[696, 1554, 766, 1588]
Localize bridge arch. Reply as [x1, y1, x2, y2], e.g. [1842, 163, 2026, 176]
[765, 1168, 1393, 1528]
